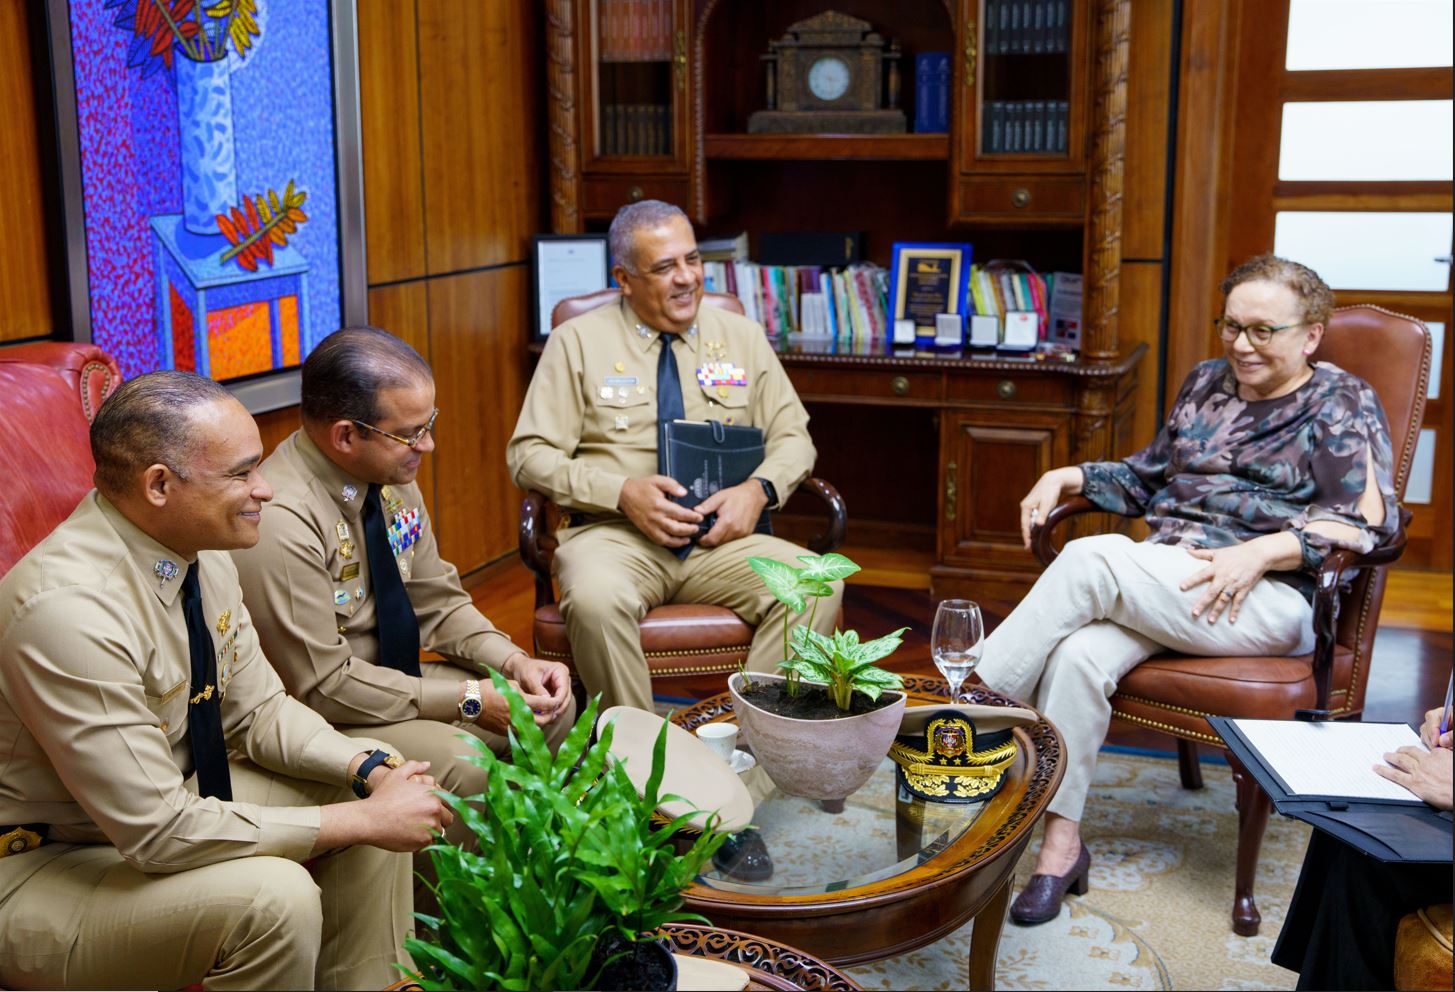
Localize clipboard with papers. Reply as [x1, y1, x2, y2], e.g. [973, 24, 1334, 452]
[1210, 716, 1452, 864]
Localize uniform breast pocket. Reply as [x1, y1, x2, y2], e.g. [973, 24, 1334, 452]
[590, 385, 652, 436]
[698, 382, 750, 424]
[143, 674, 189, 741]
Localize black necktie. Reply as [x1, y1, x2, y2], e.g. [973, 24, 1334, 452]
[181, 562, 232, 801]
[362, 484, 421, 676]
[656, 332, 686, 475]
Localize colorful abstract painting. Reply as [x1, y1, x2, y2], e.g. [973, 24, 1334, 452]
[51, 0, 356, 384]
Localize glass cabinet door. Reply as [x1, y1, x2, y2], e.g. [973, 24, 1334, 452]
[589, 0, 686, 167]
[960, 0, 1086, 172]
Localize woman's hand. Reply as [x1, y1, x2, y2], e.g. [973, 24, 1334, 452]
[1419, 706, 1453, 750]
[1180, 537, 1281, 624]
[1018, 467, 1084, 549]
[1375, 746, 1454, 811]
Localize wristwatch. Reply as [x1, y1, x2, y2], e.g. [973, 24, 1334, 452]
[753, 477, 778, 509]
[459, 678, 483, 723]
[351, 748, 403, 799]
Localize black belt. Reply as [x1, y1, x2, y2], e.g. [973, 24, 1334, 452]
[0, 823, 48, 857]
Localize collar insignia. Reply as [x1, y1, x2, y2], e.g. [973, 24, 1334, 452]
[154, 560, 179, 583]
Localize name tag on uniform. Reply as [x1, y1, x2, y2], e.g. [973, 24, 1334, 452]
[338, 561, 361, 582]
[696, 362, 747, 387]
[603, 375, 638, 386]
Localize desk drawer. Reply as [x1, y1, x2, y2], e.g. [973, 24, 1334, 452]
[946, 373, 1072, 407]
[954, 176, 1084, 224]
[790, 368, 942, 402]
[584, 176, 690, 219]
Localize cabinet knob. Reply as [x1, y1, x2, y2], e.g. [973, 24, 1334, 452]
[628, 185, 645, 203]
[890, 375, 910, 396]
[1011, 187, 1032, 208]
[996, 379, 1017, 399]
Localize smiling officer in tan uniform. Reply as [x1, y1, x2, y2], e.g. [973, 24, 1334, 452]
[507, 200, 843, 711]
[232, 327, 574, 852]
[0, 372, 451, 991]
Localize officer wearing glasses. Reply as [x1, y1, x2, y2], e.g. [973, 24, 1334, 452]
[232, 327, 575, 863]
[974, 254, 1400, 927]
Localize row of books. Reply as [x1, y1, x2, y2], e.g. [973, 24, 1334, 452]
[984, 100, 1070, 154]
[702, 262, 889, 343]
[601, 104, 671, 156]
[913, 52, 951, 134]
[985, 0, 1071, 55]
[597, 0, 673, 62]
[966, 265, 1082, 347]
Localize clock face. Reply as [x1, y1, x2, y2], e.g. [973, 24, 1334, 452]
[807, 55, 851, 102]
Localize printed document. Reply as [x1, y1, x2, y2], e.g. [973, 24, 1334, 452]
[1232, 719, 1427, 802]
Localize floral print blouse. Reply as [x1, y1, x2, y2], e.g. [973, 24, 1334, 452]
[1080, 359, 1399, 602]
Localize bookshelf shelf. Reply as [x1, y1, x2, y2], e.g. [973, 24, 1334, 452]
[704, 133, 950, 162]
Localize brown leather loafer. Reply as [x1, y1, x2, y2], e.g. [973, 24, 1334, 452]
[1009, 841, 1091, 925]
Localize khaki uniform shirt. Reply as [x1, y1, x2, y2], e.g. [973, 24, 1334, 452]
[507, 297, 815, 514]
[232, 430, 523, 726]
[0, 493, 364, 877]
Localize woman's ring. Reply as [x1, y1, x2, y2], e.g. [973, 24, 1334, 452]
[1028, 507, 1040, 521]
[1219, 590, 1233, 600]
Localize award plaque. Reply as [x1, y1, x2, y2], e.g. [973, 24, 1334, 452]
[889, 242, 973, 336]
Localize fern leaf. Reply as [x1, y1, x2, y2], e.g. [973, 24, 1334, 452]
[216, 213, 239, 242]
[288, 208, 308, 224]
[257, 197, 272, 224]
[243, 195, 260, 230]
[203, 0, 232, 14]
[269, 228, 287, 246]
[267, 189, 281, 214]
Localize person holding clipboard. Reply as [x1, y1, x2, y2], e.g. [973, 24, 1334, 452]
[1271, 683, 1453, 990]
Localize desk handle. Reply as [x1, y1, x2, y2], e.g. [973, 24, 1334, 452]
[891, 375, 910, 396]
[1011, 188, 1032, 208]
[996, 379, 1017, 399]
[628, 185, 645, 203]
[945, 461, 957, 520]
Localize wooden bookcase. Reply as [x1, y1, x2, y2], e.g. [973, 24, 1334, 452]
[545, 0, 1140, 600]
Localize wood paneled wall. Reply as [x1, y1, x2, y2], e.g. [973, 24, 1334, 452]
[0, 0, 545, 578]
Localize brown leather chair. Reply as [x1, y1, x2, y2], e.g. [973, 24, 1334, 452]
[1030, 305, 1432, 936]
[519, 289, 847, 700]
[0, 342, 121, 577]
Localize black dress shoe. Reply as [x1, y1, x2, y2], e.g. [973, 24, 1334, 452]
[712, 829, 773, 882]
[1009, 841, 1091, 925]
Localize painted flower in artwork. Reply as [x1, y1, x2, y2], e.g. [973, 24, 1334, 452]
[105, 0, 262, 75]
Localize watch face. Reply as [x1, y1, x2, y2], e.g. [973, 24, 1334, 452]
[462, 698, 482, 719]
[807, 55, 851, 102]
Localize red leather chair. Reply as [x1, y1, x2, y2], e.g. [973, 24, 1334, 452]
[0, 342, 121, 577]
[519, 289, 847, 699]
[1030, 305, 1432, 936]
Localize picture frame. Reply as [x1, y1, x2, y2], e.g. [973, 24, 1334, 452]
[45, 0, 368, 413]
[532, 234, 611, 340]
[888, 242, 973, 336]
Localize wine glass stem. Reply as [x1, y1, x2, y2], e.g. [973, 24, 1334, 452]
[946, 675, 965, 703]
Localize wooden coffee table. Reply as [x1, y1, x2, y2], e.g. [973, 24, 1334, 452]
[672, 677, 1066, 992]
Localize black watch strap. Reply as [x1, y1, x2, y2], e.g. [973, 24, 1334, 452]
[754, 477, 778, 509]
[351, 749, 399, 799]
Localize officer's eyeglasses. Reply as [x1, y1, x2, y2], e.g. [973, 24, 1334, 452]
[1213, 316, 1307, 348]
[353, 408, 439, 448]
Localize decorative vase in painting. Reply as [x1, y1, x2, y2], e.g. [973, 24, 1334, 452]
[174, 54, 238, 236]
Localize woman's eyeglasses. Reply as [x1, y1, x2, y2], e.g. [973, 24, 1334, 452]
[1212, 317, 1307, 347]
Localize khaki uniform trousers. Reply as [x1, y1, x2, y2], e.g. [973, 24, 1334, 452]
[554, 522, 845, 711]
[336, 660, 577, 852]
[0, 760, 411, 992]
[977, 534, 1314, 822]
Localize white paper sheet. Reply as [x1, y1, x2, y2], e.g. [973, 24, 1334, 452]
[1232, 719, 1428, 801]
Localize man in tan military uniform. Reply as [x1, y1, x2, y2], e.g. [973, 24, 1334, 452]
[507, 200, 843, 711]
[0, 372, 451, 991]
[233, 327, 575, 850]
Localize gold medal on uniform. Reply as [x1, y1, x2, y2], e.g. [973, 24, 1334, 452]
[614, 361, 626, 372]
[335, 520, 355, 560]
[215, 609, 231, 636]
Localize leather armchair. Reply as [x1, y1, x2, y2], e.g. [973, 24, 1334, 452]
[0, 343, 121, 577]
[520, 289, 847, 700]
[1029, 305, 1432, 936]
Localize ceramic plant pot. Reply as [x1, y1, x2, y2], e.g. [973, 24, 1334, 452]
[728, 671, 906, 803]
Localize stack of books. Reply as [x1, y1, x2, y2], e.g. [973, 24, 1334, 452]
[597, 0, 674, 61]
[702, 260, 889, 345]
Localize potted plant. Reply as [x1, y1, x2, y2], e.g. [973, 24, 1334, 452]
[404, 671, 729, 991]
[731, 553, 909, 806]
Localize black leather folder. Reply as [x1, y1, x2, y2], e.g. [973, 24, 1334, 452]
[1210, 716, 1453, 863]
[661, 420, 772, 560]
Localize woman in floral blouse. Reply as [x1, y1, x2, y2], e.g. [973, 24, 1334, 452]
[978, 255, 1399, 926]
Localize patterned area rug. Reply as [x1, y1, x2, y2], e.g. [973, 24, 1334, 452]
[840, 750, 1310, 991]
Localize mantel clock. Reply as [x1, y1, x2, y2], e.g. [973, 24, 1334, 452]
[747, 11, 905, 134]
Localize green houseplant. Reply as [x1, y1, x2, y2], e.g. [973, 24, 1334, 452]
[404, 671, 728, 991]
[731, 553, 910, 804]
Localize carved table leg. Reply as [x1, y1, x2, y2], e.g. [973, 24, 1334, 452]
[1228, 750, 1271, 937]
[1177, 739, 1204, 790]
[968, 873, 1012, 992]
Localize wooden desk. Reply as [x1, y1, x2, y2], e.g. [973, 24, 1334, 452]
[773, 342, 1145, 601]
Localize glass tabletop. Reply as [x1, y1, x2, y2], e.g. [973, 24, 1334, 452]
[696, 751, 1003, 898]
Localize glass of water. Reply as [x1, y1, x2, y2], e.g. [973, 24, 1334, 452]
[931, 599, 984, 704]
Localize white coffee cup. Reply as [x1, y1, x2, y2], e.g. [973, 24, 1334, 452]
[695, 723, 739, 763]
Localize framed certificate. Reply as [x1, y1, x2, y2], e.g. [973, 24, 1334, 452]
[888, 242, 973, 335]
[532, 234, 611, 340]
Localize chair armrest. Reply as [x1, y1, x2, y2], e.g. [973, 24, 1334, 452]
[1303, 512, 1410, 718]
[800, 477, 847, 554]
[518, 490, 556, 609]
[1030, 495, 1099, 567]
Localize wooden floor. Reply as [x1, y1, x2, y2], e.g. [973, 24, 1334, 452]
[468, 551, 1452, 743]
